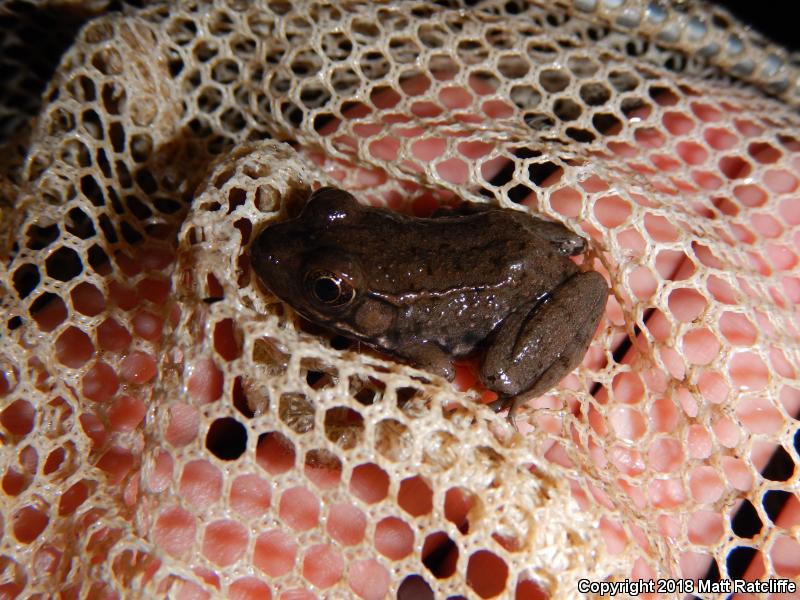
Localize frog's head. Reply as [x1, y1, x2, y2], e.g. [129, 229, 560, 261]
[251, 187, 367, 325]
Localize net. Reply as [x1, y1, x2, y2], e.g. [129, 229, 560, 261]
[1, 1, 798, 598]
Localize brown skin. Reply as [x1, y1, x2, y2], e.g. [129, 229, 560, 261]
[251, 187, 608, 420]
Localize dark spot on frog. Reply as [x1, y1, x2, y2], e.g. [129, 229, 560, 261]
[251, 186, 608, 423]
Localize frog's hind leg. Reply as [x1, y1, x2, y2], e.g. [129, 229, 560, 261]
[479, 270, 608, 423]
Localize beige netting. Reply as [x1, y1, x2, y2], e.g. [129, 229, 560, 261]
[1, 1, 799, 598]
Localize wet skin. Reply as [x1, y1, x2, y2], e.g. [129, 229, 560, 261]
[251, 187, 608, 421]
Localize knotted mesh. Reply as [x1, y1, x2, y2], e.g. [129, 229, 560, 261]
[1, 1, 798, 598]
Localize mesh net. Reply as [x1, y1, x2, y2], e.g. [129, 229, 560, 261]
[1, 1, 799, 598]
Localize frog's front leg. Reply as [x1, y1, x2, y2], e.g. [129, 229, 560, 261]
[480, 270, 608, 422]
[397, 341, 455, 381]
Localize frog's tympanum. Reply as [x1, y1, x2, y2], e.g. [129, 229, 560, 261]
[251, 187, 608, 421]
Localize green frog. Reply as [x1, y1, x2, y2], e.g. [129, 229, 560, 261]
[251, 187, 607, 421]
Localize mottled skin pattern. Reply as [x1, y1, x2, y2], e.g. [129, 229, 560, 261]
[251, 187, 608, 421]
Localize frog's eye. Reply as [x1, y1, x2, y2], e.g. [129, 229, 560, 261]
[305, 270, 355, 307]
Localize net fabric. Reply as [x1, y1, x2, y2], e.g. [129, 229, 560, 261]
[1, 1, 798, 598]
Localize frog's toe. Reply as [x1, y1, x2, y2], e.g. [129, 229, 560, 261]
[487, 397, 510, 413]
[486, 396, 522, 429]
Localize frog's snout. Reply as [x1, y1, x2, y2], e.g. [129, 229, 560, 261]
[251, 227, 279, 267]
[250, 224, 300, 298]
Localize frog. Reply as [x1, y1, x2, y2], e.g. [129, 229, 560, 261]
[250, 186, 608, 422]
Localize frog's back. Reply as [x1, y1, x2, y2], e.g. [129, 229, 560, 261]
[347, 206, 574, 296]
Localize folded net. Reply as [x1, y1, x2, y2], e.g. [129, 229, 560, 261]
[1, 1, 798, 598]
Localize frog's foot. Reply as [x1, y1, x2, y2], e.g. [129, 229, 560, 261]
[399, 341, 455, 381]
[479, 270, 608, 409]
